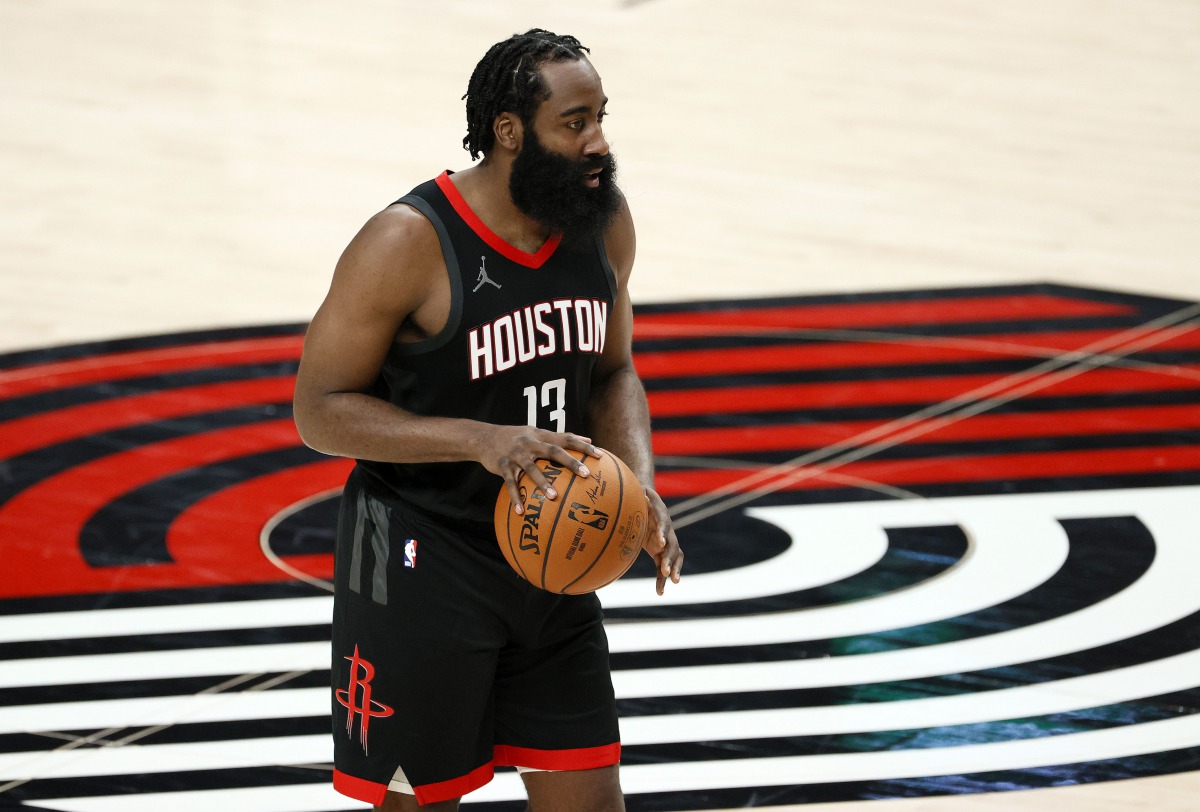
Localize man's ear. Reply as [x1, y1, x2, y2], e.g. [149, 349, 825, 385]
[493, 112, 523, 152]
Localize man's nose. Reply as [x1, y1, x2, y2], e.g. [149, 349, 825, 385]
[585, 127, 609, 157]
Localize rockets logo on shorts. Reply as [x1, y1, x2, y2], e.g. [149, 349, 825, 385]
[335, 645, 394, 755]
[403, 538, 417, 569]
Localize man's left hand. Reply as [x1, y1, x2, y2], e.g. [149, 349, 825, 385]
[644, 487, 683, 596]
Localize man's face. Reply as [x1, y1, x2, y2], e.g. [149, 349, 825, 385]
[508, 58, 621, 237]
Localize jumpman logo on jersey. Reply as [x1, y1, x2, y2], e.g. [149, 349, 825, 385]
[474, 255, 501, 292]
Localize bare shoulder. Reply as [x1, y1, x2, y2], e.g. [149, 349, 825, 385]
[602, 191, 636, 286]
[332, 202, 443, 307]
[338, 201, 441, 285]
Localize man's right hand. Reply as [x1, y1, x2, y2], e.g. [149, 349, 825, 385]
[478, 426, 601, 514]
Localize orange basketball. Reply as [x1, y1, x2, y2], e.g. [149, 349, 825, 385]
[494, 448, 650, 594]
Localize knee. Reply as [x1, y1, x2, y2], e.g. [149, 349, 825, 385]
[524, 766, 624, 812]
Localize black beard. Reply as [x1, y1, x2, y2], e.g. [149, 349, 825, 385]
[508, 129, 621, 239]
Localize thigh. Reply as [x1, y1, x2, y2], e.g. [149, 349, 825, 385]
[493, 592, 621, 766]
[521, 765, 625, 812]
[332, 474, 515, 804]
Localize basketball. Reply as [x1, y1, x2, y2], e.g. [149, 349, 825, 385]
[494, 448, 650, 594]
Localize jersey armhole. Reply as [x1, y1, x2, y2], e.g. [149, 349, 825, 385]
[392, 195, 464, 355]
[594, 233, 619, 303]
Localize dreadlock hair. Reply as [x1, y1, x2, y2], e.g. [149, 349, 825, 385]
[462, 29, 590, 160]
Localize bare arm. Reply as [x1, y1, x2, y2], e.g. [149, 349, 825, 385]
[589, 197, 684, 595]
[293, 205, 593, 503]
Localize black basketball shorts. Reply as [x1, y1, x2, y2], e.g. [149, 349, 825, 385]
[330, 468, 621, 807]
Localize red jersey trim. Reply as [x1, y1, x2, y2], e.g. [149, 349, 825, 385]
[332, 770, 388, 806]
[413, 762, 495, 805]
[494, 742, 622, 771]
[435, 171, 562, 269]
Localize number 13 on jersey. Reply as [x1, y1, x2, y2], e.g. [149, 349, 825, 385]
[524, 378, 567, 432]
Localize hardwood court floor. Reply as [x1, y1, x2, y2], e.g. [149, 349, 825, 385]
[1, 1, 1199, 810]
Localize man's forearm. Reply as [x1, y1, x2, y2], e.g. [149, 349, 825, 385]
[588, 363, 655, 487]
[295, 391, 489, 464]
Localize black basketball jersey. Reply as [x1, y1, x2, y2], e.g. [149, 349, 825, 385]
[356, 171, 618, 525]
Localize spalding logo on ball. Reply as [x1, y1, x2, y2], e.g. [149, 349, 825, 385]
[494, 449, 650, 594]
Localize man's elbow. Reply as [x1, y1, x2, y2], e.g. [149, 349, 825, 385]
[292, 394, 333, 454]
[592, 356, 639, 388]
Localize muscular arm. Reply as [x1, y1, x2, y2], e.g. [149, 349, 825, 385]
[294, 206, 479, 460]
[589, 198, 684, 595]
[293, 205, 592, 502]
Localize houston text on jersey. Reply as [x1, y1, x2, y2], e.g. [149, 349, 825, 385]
[468, 298, 609, 380]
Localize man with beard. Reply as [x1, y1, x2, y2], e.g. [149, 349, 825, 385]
[293, 29, 683, 812]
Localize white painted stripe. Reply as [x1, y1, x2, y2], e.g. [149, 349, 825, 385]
[5, 644, 1200, 751]
[0, 688, 327, 736]
[0, 734, 330, 781]
[34, 783, 375, 812]
[29, 713, 1200, 810]
[0, 598, 333, 645]
[598, 502, 891, 606]
[0, 643, 328, 689]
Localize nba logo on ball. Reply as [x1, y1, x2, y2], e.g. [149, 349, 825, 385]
[403, 539, 417, 569]
[568, 502, 609, 530]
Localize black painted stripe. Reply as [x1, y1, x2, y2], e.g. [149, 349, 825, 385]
[1, 403, 304, 506]
[639, 349, 1200, 393]
[619, 696, 1194, 764]
[0, 581, 325, 618]
[0, 362, 300, 422]
[78, 445, 325, 568]
[628, 281, 1188, 315]
[2, 765, 331, 803]
[0, 715, 331, 755]
[650, 430, 1200, 470]
[0, 624, 332, 662]
[650, 386, 1200, 430]
[613, 516, 1148, 668]
[631, 312, 1175, 354]
[0, 323, 306, 372]
[608, 524, 967, 621]
[0, 670, 330, 709]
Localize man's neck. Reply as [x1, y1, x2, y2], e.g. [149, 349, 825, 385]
[451, 162, 554, 254]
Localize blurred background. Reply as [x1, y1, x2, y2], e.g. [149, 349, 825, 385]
[2, 0, 1197, 353]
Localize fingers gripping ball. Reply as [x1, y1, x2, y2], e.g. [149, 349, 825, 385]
[494, 449, 650, 594]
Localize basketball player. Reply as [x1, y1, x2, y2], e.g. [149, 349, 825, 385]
[293, 30, 683, 811]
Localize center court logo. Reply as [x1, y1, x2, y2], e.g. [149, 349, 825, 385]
[335, 644, 394, 754]
[5, 285, 1200, 809]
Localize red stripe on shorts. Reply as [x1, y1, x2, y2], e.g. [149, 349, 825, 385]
[332, 770, 388, 805]
[494, 742, 622, 771]
[414, 762, 495, 806]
